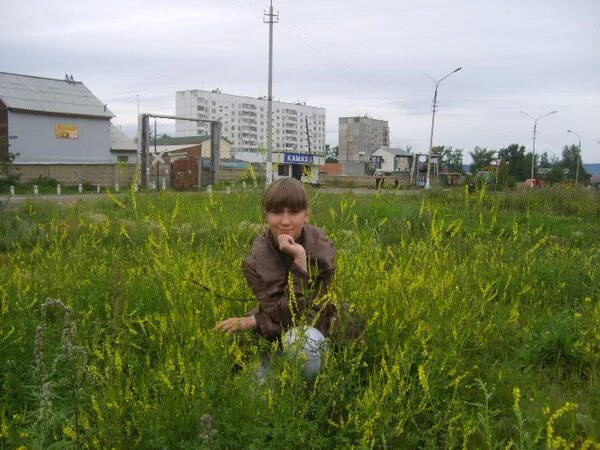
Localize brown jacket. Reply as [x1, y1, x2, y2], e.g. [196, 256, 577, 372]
[243, 224, 337, 340]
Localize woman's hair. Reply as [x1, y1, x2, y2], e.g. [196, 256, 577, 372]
[262, 177, 308, 215]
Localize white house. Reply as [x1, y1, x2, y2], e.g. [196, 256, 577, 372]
[369, 146, 413, 174]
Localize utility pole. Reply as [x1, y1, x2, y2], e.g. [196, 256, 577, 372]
[264, 1, 279, 185]
[305, 117, 311, 154]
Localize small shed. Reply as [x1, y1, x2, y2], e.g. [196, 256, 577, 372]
[110, 126, 137, 163]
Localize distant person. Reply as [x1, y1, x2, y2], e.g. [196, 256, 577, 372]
[374, 168, 384, 189]
[214, 178, 337, 384]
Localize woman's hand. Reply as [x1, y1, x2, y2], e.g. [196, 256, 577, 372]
[214, 315, 257, 333]
[277, 234, 307, 271]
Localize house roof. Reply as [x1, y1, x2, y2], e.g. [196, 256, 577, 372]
[154, 135, 232, 145]
[110, 126, 137, 151]
[373, 146, 412, 157]
[0, 72, 114, 118]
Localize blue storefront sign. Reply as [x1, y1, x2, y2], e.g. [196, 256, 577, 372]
[283, 152, 314, 164]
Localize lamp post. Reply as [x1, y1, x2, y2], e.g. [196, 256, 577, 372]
[519, 110, 557, 180]
[424, 67, 462, 189]
[566, 129, 582, 184]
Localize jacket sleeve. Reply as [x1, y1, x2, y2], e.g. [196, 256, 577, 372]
[242, 254, 310, 339]
[306, 228, 336, 300]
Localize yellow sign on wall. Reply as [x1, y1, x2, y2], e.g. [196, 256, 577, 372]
[55, 124, 79, 140]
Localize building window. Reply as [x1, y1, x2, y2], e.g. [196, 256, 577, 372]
[117, 156, 129, 162]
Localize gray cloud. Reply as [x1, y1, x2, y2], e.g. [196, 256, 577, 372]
[2, 0, 599, 162]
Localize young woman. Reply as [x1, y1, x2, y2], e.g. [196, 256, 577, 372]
[214, 177, 337, 383]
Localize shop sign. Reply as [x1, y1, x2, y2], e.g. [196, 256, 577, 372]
[283, 152, 314, 164]
[55, 124, 79, 140]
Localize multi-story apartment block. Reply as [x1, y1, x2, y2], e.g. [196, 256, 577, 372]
[175, 89, 326, 156]
[338, 116, 390, 163]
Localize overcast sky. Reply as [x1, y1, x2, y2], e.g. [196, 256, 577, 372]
[2, 0, 600, 162]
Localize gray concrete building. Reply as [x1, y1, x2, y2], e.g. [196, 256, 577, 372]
[338, 116, 390, 168]
[0, 72, 114, 164]
[175, 89, 326, 156]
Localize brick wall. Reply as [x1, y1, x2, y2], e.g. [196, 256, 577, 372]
[11, 163, 412, 189]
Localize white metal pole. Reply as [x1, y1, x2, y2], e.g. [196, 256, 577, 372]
[520, 110, 556, 181]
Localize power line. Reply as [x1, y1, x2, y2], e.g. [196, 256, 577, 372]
[278, 18, 401, 107]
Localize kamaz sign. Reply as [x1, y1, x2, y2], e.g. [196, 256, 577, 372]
[284, 152, 314, 164]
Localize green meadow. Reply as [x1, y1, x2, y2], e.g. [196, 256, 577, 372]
[0, 185, 599, 448]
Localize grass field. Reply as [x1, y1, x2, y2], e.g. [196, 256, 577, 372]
[0, 185, 599, 448]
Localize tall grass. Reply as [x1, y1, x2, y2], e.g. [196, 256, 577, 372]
[0, 186, 599, 448]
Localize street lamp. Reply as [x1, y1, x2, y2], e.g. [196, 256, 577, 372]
[566, 129, 582, 184]
[519, 110, 557, 180]
[424, 67, 462, 189]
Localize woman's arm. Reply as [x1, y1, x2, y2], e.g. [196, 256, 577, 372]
[239, 250, 310, 339]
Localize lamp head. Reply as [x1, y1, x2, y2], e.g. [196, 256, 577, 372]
[454, 67, 462, 72]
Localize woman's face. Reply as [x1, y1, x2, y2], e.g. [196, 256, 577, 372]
[266, 207, 308, 240]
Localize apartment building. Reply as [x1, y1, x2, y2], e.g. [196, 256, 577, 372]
[175, 89, 326, 156]
[338, 116, 390, 163]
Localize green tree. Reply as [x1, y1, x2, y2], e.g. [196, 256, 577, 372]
[325, 145, 338, 163]
[0, 135, 20, 185]
[561, 144, 590, 182]
[498, 144, 529, 181]
[432, 145, 464, 173]
[469, 147, 495, 174]
[539, 152, 551, 168]
[544, 155, 564, 184]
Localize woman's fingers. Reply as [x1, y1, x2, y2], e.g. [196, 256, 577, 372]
[214, 317, 244, 333]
